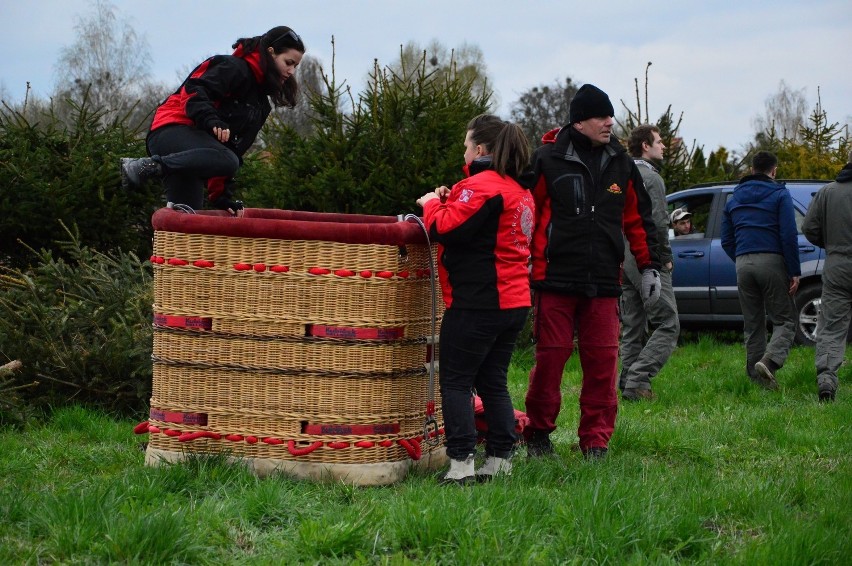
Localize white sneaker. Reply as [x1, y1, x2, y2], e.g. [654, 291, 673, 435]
[439, 454, 475, 485]
[475, 455, 512, 482]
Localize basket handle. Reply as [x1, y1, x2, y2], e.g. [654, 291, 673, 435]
[403, 214, 441, 447]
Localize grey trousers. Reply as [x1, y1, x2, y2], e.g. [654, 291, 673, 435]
[619, 263, 680, 391]
[815, 255, 852, 394]
[735, 253, 796, 373]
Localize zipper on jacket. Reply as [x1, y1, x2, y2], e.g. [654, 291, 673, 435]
[545, 222, 552, 263]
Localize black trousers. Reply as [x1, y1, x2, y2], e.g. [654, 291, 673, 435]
[147, 125, 240, 209]
[439, 307, 528, 460]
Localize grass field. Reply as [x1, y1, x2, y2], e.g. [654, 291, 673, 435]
[1, 333, 849, 564]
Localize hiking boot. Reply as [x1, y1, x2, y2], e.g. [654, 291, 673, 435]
[439, 454, 475, 486]
[121, 157, 162, 189]
[525, 431, 554, 458]
[582, 446, 608, 461]
[622, 388, 655, 401]
[475, 455, 512, 482]
[818, 388, 836, 402]
[753, 358, 779, 390]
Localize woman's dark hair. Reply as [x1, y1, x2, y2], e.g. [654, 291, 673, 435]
[233, 26, 305, 108]
[466, 114, 531, 178]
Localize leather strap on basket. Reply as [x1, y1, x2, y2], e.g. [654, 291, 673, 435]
[302, 422, 400, 435]
[306, 325, 405, 340]
[403, 214, 440, 446]
[153, 313, 212, 330]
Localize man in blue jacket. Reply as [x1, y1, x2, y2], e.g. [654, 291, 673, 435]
[721, 151, 800, 389]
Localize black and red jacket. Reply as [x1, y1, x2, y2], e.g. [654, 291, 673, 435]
[149, 44, 271, 200]
[528, 126, 660, 296]
[422, 158, 535, 310]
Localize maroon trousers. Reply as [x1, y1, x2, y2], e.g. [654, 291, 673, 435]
[524, 291, 620, 450]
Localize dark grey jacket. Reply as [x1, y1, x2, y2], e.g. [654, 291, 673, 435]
[803, 163, 852, 258]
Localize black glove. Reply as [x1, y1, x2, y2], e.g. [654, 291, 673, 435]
[210, 195, 244, 215]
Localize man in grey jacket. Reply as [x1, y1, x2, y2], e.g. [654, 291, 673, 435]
[619, 125, 680, 400]
[802, 150, 852, 401]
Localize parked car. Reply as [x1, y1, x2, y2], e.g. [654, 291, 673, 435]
[665, 179, 843, 346]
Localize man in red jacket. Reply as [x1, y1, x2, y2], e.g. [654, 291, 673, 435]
[523, 84, 661, 460]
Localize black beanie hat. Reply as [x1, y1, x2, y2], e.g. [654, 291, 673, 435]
[569, 84, 614, 124]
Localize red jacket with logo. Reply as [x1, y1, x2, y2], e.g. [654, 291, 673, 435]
[423, 160, 535, 310]
[528, 127, 659, 296]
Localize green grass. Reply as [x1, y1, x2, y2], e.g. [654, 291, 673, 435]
[1, 333, 849, 564]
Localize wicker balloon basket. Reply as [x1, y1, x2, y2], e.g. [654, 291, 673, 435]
[135, 208, 446, 485]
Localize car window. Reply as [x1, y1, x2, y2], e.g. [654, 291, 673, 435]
[669, 194, 714, 237]
[794, 208, 805, 235]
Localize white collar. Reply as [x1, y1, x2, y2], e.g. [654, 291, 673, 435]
[634, 158, 658, 173]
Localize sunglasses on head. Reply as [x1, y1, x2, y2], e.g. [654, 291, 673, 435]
[270, 29, 302, 48]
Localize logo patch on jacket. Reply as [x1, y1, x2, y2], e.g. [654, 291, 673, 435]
[459, 188, 474, 203]
[607, 183, 622, 194]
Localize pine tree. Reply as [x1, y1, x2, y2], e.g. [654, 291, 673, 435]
[241, 44, 490, 215]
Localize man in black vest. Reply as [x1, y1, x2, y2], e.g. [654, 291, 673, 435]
[523, 84, 661, 459]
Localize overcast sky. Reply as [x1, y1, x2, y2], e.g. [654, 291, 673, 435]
[2, 0, 850, 154]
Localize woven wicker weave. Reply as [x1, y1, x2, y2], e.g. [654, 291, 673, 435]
[143, 208, 445, 483]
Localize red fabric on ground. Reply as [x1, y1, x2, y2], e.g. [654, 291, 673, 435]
[472, 395, 530, 439]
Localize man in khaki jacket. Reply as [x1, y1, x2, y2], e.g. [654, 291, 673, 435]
[619, 125, 680, 401]
[802, 150, 852, 401]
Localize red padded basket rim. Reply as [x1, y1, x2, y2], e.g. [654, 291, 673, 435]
[152, 208, 428, 245]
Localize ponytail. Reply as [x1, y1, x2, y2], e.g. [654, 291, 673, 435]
[466, 114, 531, 178]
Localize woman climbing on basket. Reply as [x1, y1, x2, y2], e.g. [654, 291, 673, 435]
[416, 114, 535, 485]
[120, 26, 305, 216]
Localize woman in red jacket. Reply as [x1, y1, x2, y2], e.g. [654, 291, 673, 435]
[416, 114, 534, 484]
[120, 26, 305, 215]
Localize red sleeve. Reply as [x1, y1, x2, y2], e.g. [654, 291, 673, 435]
[529, 173, 551, 281]
[423, 177, 496, 241]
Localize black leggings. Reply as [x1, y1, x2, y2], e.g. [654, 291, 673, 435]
[147, 125, 240, 209]
[439, 307, 528, 459]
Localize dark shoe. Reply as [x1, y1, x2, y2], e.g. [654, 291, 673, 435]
[582, 446, 608, 461]
[752, 358, 779, 390]
[439, 475, 475, 486]
[121, 157, 162, 189]
[526, 431, 554, 458]
[622, 388, 655, 401]
[818, 388, 836, 402]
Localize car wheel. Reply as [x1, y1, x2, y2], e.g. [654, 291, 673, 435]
[794, 284, 821, 346]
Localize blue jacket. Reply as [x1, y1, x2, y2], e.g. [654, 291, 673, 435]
[721, 174, 801, 277]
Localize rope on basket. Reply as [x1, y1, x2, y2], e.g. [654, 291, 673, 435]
[402, 214, 440, 447]
[167, 202, 197, 214]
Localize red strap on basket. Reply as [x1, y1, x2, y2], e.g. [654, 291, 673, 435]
[302, 422, 400, 435]
[287, 440, 323, 456]
[178, 431, 221, 442]
[398, 437, 422, 460]
[153, 313, 212, 330]
[149, 408, 209, 426]
[306, 325, 404, 340]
